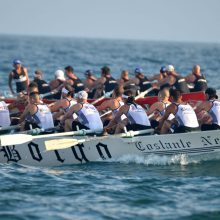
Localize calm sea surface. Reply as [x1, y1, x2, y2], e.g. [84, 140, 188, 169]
[0, 35, 220, 220]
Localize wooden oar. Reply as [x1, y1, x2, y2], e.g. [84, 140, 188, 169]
[0, 128, 103, 146]
[91, 90, 114, 105]
[45, 128, 154, 151]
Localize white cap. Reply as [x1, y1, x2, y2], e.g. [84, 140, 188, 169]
[77, 91, 88, 100]
[55, 70, 65, 81]
[166, 65, 175, 72]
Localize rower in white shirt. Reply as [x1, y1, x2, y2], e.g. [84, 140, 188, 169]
[157, 89, 199, 134]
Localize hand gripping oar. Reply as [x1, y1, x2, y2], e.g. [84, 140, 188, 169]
[0, 128, 103, 147]
[45, 128, 154, 151]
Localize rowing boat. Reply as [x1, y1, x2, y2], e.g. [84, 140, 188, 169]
[0, 129, 220, 166]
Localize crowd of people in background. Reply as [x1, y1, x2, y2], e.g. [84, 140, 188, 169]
[1, 58, 220, 136]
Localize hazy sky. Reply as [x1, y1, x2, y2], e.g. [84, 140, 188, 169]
[0, 0, 220, 43]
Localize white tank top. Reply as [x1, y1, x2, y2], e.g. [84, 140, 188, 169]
[112, 100, 124, 116]
[209, 100, 220, 125]
[126, 104, 151, 126]
[77, 103, 103, 130]
[63, 98, 77, 113]
[174, 103, 199, 128]
[160, 101, 175, 120]
[0, 101, 10, 127]
[32, 104, 54, 129]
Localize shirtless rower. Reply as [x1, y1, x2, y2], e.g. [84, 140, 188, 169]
[148, 66, 167, 82]
[157, 89, 199, 134]
[196, 88, 220, 130]
[147, 88, 174, 128]
[104, 96, 151, 134]
[50, 84, 77, 122]
[83, 69, 97, 98]
[159, 65, 190, 93]
[19, 92, 54, 131]
[117, 70, 138, 95]
[96, 85, 125, 126]
[8, 59, 29, 94]
[185, 65, 208, 92]
[61, 91, 103, 132]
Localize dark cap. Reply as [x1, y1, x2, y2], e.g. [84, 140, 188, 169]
[13, 59, 21, 65]
[205, 87, 218, 99]
[84, 69, 93, 76]
[101, 66, 110, 75]
[134, 67, 144, 74]
[160, 66, 166, 73]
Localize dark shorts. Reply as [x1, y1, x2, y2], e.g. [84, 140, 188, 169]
[24, 121, 40, 130]
[173, 125, 199, 133]
[201, 124, 220, 131]
[72, 121, 89, 131]
[150, 120, 159, 129]
[126, 124, 151, 131]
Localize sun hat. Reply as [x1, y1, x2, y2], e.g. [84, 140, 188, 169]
[13, 59, 22, 65]
[166, 65, 175, 72]
[54, 70, 65, 81]
[77, 91, 88, 100]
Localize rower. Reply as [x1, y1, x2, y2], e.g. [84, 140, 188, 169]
[92, 66, 117, 98]
[104, 96, 151, 134]
[0, 100, 11, 128]
[159, 65, 190, 93]
[185, 65, 208, 92]
[196, 88, 220, 130]
[157, 89, 199, 134]
[96, 85, 125, 126]
[33, 70, 51, 95]
[148, 66, 167, 82]
[61, 91, 103, 132]
[117, 70, 138, 95]
[8, 59, 29, 94]
[49, 69, 66, 99]
[83, 69, 97, 98]
[64, 66, 85, 93]
[50, 84, 77, 122]
[147, 88, 174, 128]
[19, 92, 54, 131]
[133, 67, 158, 96]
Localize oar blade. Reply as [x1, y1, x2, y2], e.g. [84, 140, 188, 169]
[45, 138, 84, 151]
[0, 134, 33, 146]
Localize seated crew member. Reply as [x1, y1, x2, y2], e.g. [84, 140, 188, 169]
[104, 96, 151, 134]
[147, 88, 174, 128]
[196, 88, 220, 130]
[49, 69, 66, 99]
[8, 59, 29, 94]
[117, 70, 138, 95]
[19, 92, 54, 131]
[132, 67, 158, 96]
[185, 64, 208, 92]
[92, 66, 117, 98]
[148, 66, 167, 82]
[157, 89, 199, 134]
[159, 65, 190, 93]
[96, 85, 125, 126]
[82, 69, 97, 98]
[0, 100, 11, 127]
[50, 84, 77, 122]
[61, 91, 103, 132]
[64, 66, 85, 93]
[33, 70, 51, 95]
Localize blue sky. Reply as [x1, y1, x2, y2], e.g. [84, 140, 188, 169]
[0, 0, 219, 43]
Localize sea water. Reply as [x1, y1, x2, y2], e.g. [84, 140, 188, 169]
[0, 35, 220, 220]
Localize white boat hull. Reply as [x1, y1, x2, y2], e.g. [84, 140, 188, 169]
[1, 130, 220, 166]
